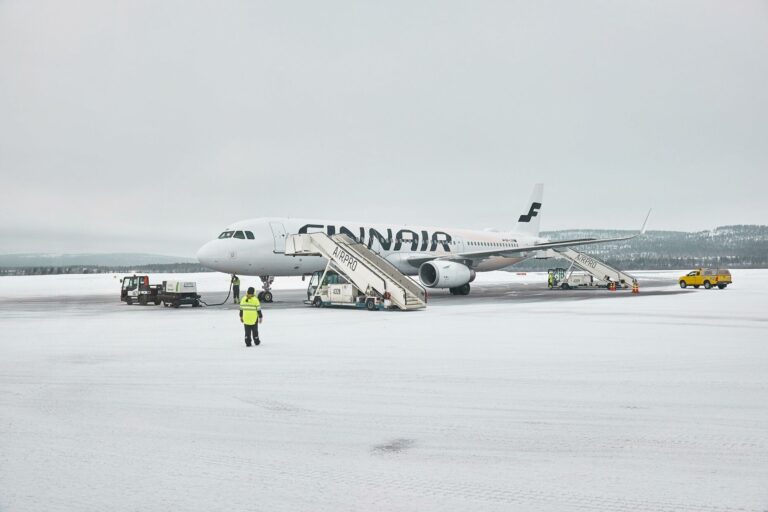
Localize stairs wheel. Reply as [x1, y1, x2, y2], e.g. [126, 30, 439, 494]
[313, 296, 323, 308]
[366, 298, 377, 311]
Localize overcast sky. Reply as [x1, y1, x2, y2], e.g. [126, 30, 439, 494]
[1, 1, 766, 256]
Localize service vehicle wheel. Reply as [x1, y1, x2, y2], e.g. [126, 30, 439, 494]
[561, 283, 570, 290]
[193, 300, 200, 307]
[718, 283, 727, 289]
[679, 281, 687, 289]
[704, 281, 712, 289]
[366, 298, 376, 311]
[693, 285, 700, 288]
[172, 302, 180, 308]
[126, 297, 133, 305]
[139, 295, 147, 305]
[313, 296, 323, 308]
[154, 298, 161, 305]
[263, 291, 273, 303]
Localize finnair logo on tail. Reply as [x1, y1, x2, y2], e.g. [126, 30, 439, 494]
[518, 202, 542, 223]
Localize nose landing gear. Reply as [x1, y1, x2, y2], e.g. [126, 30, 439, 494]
[258, 275, 274, 303]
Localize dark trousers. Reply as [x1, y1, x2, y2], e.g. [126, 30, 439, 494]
[233, 285, 240, 301]
[244, 323, 259, 346]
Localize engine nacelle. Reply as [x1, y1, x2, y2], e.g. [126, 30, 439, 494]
[418, 261, 476, 289]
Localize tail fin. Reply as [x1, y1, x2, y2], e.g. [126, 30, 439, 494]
[515, 183, 543, 237]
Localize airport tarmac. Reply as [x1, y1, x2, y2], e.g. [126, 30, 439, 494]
[0, 272, 682, 315]
[1, 270, 767, 512]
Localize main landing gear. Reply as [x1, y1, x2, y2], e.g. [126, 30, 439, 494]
[449, 283, 471, 296]
[258, 275, 274, 303]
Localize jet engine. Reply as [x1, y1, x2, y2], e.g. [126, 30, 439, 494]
[418, 260, 476, 289]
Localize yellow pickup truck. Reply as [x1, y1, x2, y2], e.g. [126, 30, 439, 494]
[679, 268, 732, 289]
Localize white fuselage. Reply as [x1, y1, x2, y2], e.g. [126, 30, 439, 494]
[196, 217, 543, 277]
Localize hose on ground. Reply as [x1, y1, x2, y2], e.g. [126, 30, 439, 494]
[199, 282, 233, 307]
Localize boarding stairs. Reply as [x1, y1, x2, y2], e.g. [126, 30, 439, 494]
[554, 247, 637, 288]
[285, 233, 427, 310]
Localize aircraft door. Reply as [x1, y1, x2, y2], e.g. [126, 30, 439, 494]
[269, 221, 288, 253]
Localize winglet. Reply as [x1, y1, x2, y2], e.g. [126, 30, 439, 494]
[640, 209, 652, 235]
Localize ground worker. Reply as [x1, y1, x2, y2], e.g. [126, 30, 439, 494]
[239, 286, 263, 347]
[547, 271, 554, 289]
[231, 274, 240, 303]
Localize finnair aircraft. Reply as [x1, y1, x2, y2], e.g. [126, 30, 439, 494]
[196, 185, 648, 301]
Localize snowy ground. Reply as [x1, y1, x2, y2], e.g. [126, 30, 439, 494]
[1, 270, 767, 511]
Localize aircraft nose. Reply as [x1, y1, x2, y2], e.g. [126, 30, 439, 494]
[196, 241, 218, 268]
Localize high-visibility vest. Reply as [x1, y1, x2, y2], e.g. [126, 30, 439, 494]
[240, 296, 261, 325]
[232, 277, 240, 286]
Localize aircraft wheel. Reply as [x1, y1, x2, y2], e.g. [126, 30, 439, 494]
[679, 281, 687, 289]
[458, 283, 470, 295]
[262, 291, 273, 303]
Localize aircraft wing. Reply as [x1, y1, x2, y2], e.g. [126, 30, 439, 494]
[402, 210, 651, 268]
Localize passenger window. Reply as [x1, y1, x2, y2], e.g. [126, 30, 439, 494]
[245, 231, 255, 239]
[234, 231, 245, 239]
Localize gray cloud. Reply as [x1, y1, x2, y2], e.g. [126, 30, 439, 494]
[1, 0, 766, 256]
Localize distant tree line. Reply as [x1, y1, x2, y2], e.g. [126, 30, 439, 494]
[516, 225, 768, 270]
[0, 263, 213, 276]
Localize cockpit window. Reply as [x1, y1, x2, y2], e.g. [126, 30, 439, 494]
[245, 231, 255, 239]
[218, 231, 234, 239]
[234, 231, 245, 239]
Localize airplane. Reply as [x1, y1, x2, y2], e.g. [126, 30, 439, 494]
[196, 184, 650, 302]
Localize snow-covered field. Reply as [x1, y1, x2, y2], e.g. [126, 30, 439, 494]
[1, 270, 767, 511]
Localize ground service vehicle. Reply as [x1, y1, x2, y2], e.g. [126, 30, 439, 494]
[548, 267, 601, 289]
[679, 268, 732, 289]
[159, 280, 201, 308]
[121, 275, 202, 306]
[305, 270, 387, 311]
[120, 275, 162, 305]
